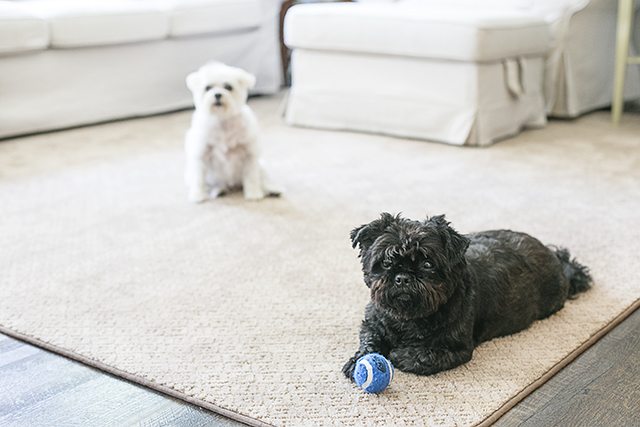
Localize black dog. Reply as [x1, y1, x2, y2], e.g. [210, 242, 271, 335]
[343, 213, 591, 378]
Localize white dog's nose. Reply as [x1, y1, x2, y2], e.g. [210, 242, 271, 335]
[214, 93, 222, 100]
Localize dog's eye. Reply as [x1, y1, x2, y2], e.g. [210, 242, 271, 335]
[205, 85, 213, 92]
[381, 259, 393, 270]
[224, 83, 233, 92]
[423, 260, 434, 269]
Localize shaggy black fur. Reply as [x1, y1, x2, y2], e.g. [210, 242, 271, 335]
[342, 213, 592, 379]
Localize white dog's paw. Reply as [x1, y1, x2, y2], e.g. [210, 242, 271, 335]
[188, 189, 209, 203]
[264, 184, 283, 197]
[209, 186, 224, 199]
[244, 188, 265, 201]
[260, 169, 282, 197]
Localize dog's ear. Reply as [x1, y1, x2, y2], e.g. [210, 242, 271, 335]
[236, 69, 256, 90]
[186, 71, 201, 92]
[427, 215, 469, 267]
[350, 213, 397, 254]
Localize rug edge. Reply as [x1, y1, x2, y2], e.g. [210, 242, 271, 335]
[1, 299, 638, 427]
[475, 297, 640, 427]
[0, 325, 272, 427]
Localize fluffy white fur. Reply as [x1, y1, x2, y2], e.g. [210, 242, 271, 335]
[184, 62, 279, 203]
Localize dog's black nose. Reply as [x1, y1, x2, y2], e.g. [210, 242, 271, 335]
[214, 93, 222, 100]
[394, 274, 410, 286]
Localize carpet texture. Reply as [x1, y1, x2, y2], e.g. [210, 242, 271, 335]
[1, 95, 639, 426]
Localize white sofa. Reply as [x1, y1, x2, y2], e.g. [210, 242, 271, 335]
[284, 0, 640, 145]
[0, 0, 284, 139]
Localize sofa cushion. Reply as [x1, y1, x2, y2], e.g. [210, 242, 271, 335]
[401, 0, 533, 9]
[23, 0, 169, 48]
[164, 0, 261, 38]
[0, 2, 48, 54]
[285, 3, 551, 62]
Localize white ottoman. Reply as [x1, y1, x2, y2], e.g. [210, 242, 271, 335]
[284, 3, 551, 146]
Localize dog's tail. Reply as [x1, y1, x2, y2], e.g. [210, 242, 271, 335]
[552, 247, 592, 298]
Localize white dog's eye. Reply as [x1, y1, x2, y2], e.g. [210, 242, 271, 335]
[205, 85, 213, 92]
[224, 83, 233, 92]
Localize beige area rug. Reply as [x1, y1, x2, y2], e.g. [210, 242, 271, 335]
[1, 95, 639, 426]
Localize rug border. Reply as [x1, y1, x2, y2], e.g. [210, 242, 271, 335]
[1, 298, 638, 427]
[0, 325, 269, 427]
[476, 297, 640, 426]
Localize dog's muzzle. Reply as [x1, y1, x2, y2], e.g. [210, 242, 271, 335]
[212, 93, 224, 107]
[394, 293, 413, 309]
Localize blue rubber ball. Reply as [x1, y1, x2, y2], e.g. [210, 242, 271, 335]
[353, 353, 394, 393]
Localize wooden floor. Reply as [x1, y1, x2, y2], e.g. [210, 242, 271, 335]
[1, 308, 638, 426]
[0, 336, 240, 427]
[495, 307, 640, 427]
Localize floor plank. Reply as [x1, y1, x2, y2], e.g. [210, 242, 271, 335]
[494, 308, 640, 426]
[1, 308, 638, 426]
[0, 338, 241, 427]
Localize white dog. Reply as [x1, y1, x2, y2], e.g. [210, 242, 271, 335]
[184, 62, 279, 203]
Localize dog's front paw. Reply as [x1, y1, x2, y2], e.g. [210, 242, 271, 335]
[342, 356, 358, 381]
[263, 183, 283, 198]
[188, 189, 209, 204]
[266, 188, 282, 198]
[209, 186, 225, 199]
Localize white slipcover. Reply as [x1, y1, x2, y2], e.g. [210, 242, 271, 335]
[24, 1, 169, 47]
[0, 2, 48, 54]
[0, 0, 284, 139]
[286, 3, 550, 61]
[164, 0, 262, 37]
[287, 50, 546, 146]
[285, 3, 549, 146]
[357, 0, 640, 117]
